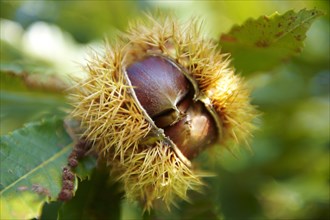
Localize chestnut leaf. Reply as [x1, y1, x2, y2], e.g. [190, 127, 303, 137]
[219, 8, 323, 74]
[0, 117, 95, 219]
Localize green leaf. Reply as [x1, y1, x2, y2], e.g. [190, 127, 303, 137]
[58, 166, 123, 220]
[0, 117, 72, 219]
[219, 8, 323, 74]
[74, 155, 97, 180]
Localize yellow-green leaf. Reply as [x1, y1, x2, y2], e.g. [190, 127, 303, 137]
[0, 117, 72, 219]
[220, 8, 323, 74]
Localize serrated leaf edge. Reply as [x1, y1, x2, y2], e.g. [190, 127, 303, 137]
[269, 9, 323, 45]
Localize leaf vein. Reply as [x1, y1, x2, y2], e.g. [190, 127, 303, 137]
[0, 144, 71, 195]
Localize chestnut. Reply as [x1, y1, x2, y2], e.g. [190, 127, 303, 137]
[69, 14, 257, 211]
[163, 99, 217, 159]
[126, 56, 190, 119]
[126, 55, 218, 160]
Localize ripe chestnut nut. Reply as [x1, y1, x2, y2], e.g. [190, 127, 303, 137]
[126, 56, 190, 119]
[126, 55, 218, 160]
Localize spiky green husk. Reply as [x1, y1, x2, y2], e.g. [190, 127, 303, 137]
[69, 44, 204, 209]
[110, 142, 205, 211]
[70, 47, 152, 161]
[124, 15, 257, 146]
[69, 14, 257, 210]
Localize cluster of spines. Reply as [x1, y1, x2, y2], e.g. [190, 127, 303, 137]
[124, 15, 257, 147]
[70, 48, 152, 162]
[110, 142, 205, 211]
[70, 14, 257, 210]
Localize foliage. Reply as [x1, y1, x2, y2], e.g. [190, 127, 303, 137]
[0, 118, 72, 219]
[0, 2, 328, 220]
[220, 9, 323, 74]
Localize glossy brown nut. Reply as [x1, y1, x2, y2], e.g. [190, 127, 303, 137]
[164, 99, 217, 159]
[126, 55, 218, 160]
[153, 95, 191, 128]
[126, 56, 190, 118]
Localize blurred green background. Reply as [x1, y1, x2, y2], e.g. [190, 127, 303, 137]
[1, 1, 329, 220]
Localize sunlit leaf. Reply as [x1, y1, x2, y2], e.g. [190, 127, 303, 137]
[0, 117, 72, 219]
[220, 8, 323, 74]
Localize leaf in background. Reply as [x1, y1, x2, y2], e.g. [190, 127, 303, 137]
[0, 71, 69, 134]
[219, 9, 323, 74]
[0, 117, 72, 219]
